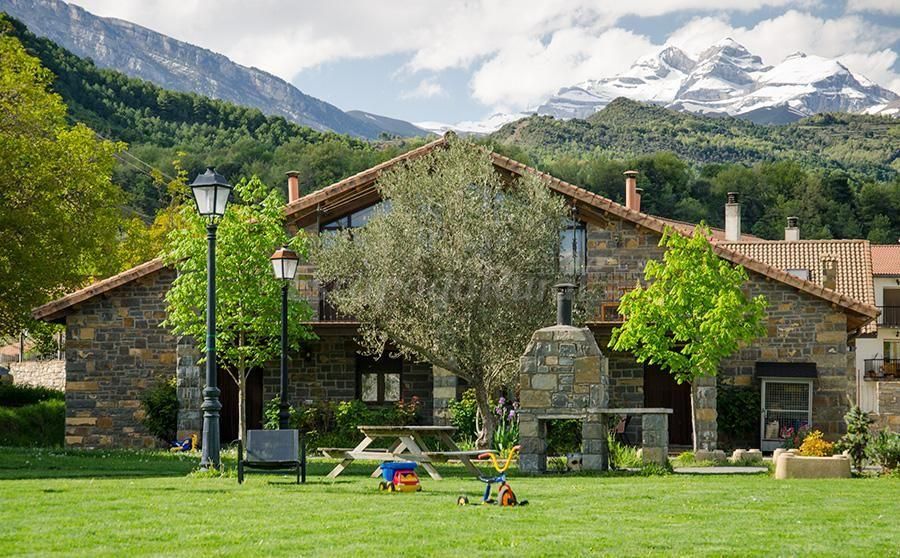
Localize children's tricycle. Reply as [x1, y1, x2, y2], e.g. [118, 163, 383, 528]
[378, 461, 422, 492]
[458, 445, 527, 506]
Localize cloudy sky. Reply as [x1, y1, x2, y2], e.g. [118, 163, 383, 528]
[71, 0, 900, 123]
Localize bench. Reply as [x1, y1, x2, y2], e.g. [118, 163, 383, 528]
[237, 429, 306, 484]
[319, 447, 493, 462]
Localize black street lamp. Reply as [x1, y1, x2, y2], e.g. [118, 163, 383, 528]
[270, 246, 300, 430]
[191, 168, 232, 470]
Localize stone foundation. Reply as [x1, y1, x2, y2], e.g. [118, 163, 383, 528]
[9, 360, 65, 391]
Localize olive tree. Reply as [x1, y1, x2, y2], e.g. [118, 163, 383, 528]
[313, 139, 568, 447]
[610, 225, 767, 451]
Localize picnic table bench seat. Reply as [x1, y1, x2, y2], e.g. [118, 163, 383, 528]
[319, 447, 495, 462]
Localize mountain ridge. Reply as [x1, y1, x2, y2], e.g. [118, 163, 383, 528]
[0, 0, 421, 139]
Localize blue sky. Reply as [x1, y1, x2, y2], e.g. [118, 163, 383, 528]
[74, 1, 900, 124]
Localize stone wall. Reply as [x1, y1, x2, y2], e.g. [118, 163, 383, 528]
[581, 214, 855, 446]
[9, 360, 65, 391]
[65, 268, 177, 448]
[875, 382, 900, 431]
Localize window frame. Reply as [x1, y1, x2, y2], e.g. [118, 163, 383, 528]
[355, 354, 403, 404]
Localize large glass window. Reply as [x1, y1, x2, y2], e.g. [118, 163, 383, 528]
[320, 201, 391, 232]
[356, 354, 402, 403]
[559, 220, 587, 277]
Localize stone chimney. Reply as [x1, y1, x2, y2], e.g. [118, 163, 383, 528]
[785, 216, 800, 241]
[624, 170, 640, 211]
[822, 259, 837, 291]
[286, 170, 301, 204]
[725, 192, 741, 242]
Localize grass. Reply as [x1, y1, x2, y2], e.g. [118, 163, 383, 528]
[1, 447, 898, 557]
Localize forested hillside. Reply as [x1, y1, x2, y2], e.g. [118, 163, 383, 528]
[487, 99, 900, 242]
[1, 14, 427, 218]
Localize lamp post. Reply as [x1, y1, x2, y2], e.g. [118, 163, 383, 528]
[190, 168, 232, 470]
[270, 246, 300, 429]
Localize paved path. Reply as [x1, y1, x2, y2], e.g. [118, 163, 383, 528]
[674, 466, 768, 474]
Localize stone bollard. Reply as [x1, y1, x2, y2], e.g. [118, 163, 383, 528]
[641, 413, 669, 466]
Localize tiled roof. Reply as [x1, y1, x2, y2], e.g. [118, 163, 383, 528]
[871, 244, 900, 276]
[654, 217, 767, 243]
[718, 240, 876, 333]
[32, 258, 167, 322]
[34, 135, 879, 331]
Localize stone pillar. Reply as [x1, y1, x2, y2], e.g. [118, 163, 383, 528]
[692, 376, 718, 450]
[517, 414, 546, 473]
[641, 413, 669, 465]
[431, 366, 458, 425]
[176, 336, 202, 440]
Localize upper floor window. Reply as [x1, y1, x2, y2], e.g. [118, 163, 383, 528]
[559, 220, 586, 277]
[320, 201, 391, 232]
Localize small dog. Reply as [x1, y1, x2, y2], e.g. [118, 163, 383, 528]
[566, 452, 583, 472]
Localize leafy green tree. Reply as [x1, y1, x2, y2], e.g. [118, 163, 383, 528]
[0, 28, 123, 336]
[313, 139, 568, 447]
[835, 405, 874, 474]
[610, 225, 767, 451]
[163, 176, 315, 442]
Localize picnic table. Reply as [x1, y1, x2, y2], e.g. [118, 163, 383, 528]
[323, 425, 490, 480]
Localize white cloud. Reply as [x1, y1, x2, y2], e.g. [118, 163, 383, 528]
[70, 0, 900, 113]
[400, 78, 446, 100]
[846, 0, 900, 15]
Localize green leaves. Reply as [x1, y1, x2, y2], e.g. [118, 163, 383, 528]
[610, 224, 767, 384]
[0, 32, 124, 335]
[162, 175, 315, 383]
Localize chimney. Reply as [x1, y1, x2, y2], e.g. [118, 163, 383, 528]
[286, 170, 301, 203]
[822, 259, 837, 291]
[634, 187, 644, 213]
[725, 192, 741, 242]
[624, 170, 639, 211]
[785, 216, 800, 241]
[555, 283, 576, 326]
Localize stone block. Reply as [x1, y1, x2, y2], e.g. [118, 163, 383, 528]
[774, 454, 851, 479]
[695, 408, 717, 422]
[641, 414, 667, 431]
[641, 447, 668, 466]
[551, 392, 569, 408]
[574, 356, 601, 384]
[642, 429, 666, 447]
[581, 453, 608, 471]
[519, 390, 551, 408]
[519, 418, 539, 438]
[530, 374, 557, 391]
[518, 454, 545, 474]
[65, 436, 84, 445]
[66, 417, 97, 426]
[67, 381, 99, 392]
[581, 421, 606, 440]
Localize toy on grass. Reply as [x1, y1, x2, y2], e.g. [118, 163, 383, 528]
[169, 433, 198, 452]
[378, 461, 422, 492]
[457, 445, 527, 506]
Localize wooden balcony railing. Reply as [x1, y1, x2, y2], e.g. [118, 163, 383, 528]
[864, 358, 900, 380]
[877, 306, 900, 327]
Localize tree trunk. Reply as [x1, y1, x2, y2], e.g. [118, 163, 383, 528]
[238, 367, 247, 444]
[690, 386, 699, 452]
[473, 382, 496, 450]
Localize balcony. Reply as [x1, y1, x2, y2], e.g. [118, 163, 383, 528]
[864, 358, 900, 380]
[877, 306, 900, 327]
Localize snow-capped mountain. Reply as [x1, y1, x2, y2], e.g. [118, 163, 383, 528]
[538, 38, 898, 125]
[415, 112, 532, 136]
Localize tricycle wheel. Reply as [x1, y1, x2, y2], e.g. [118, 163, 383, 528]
[378, 481, 388, 491]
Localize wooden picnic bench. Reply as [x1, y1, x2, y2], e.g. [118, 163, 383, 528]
[324, 425, 492, 480]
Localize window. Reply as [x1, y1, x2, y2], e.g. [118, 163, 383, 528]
[885, 340, 900, 360]
[320, 201, 391, 232]
[356, 354, 402, 403]
[559, 220, 586, 277]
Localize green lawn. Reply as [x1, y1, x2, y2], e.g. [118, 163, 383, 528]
[0, 447, 897, 557]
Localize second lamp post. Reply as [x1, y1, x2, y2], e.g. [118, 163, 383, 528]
[270, 246, 300, 429]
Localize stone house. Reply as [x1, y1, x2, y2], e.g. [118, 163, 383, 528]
[34, 134, 881, 450]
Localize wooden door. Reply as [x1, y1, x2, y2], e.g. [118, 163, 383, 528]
[643, 364, 692, 446]
[217, 365, 264, 444]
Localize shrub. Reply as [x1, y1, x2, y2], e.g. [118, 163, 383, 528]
[448, 389, 477, 440]
[607, 433, 642, 469]
[798, 430, 834, 457]
[0, 383, 63, 407]
[717, 378, 760, 449]
[0, 399, 64, 446]
[835, 405, 874, 473]
[868, 428, 900, 473]
[139, 377, 178, 443]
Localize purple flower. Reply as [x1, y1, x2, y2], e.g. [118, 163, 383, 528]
[498, 397, 506, 406]
[508, 409, 516, 420]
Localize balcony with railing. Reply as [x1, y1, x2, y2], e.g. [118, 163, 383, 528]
[877, 306, 900, 327]
[864, 358, 900, 381]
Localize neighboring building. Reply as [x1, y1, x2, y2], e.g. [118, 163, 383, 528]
[857, 244, 900, 430]
[33, 135, 882, 450]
